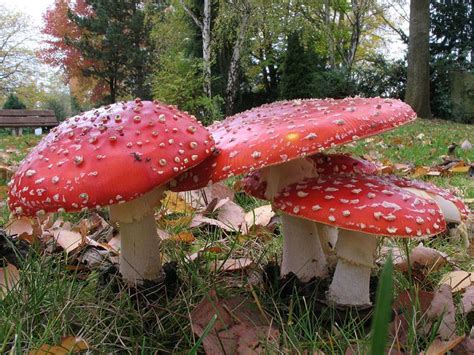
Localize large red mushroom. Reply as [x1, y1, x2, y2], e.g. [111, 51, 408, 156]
[8, 99, 214, 285]
[172, 98, 416, 282]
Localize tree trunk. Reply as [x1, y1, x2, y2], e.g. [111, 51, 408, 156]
[179, 0, 212, 97]
[324, 0, 336, 69]
[225, 3, 251, 115]
[202, 0, 212, 97]
[405, 0, 431, 118]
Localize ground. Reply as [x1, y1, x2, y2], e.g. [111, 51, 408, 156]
[0, 119, 472, 353]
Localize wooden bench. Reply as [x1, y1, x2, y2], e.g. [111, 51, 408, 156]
[0, 109, 58, 135]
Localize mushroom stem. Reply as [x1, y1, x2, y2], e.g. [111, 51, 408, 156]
[327, 230, 378, 307]
[261, 159, 330, 281]
[109, 186, 165, 285]
[281, 214, 328, 281]
[119, 214, 162, 284]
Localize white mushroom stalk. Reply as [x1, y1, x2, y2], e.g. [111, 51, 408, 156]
[109, 186, 166, 285]
[273, 174, 447, 308]
[326, 231, 377, 307]
[259, 159, 329, 281]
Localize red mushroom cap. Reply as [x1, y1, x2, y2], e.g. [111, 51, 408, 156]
[384, 175, 469, 220]
[241, 153, 379, 200]
[310, 153, 378, 176]
[172, 97, 416, 191]
[273, 174, 446, 238]
[8, 99, 214, 216]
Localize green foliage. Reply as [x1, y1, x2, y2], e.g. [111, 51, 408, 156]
[42, 97, 68, 121]
[152, 50, 223, 124]
[2, 93, 26, 109]
[67, 0, 155, 103]
[354, 55, 407, 99]
[279, 32, 317, 100]
[429, 0, 472, 122]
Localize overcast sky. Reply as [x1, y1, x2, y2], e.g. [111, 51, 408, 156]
[1, 0, 53, 31]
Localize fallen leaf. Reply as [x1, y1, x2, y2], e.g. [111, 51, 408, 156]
[0, 164, 13, 180]
[212, 258, 253, 272]
[180, 182, 235, 210]
[424, 284, 456, 340]
[244, 205, 275, 228]
[413, 166, 429, 178]
[28, 336, 89, 354]
[162, 191, 194, 214]
[394, 245, 447, 273]
[0, 263, 20, 300]
[5, 216, 42, 242]
[52, 229, 84, 254]
[439, 271, 474, 292]
[190, 292, 279, 354]
[461, 286, 474, 315]
[191, 200, 246, 232]
[425, 336, 465, 355]
[170, 231, 195, 243]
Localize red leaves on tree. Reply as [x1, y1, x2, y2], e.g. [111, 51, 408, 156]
[39, 0, 106, 103]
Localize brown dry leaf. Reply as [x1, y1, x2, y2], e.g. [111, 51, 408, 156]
[424, 285, 457, 340]
[5, 216, 42, 243]
[191, 200, 246, 232]
[190, 292, 279, 354]
[244, 205, 275, 228]
[439, 271, 474, 293]
[413, 166, 429, 178]
[394, 245, 447, 273]
[425, 336, 465, 355]
[0, 164, 13, 180]
[212, 257, 253, 272]
[28, 336, 89, 354]
[107, 234, 121, 252]
[0, 263, 20, 300]
[170, 231, 195, 243]
[453, 332, 474, 354]
[461, 286, 474, 315]
[52, 229, 84, 254]
[180, 182, 235, 210]
[390, 289, 434, 345]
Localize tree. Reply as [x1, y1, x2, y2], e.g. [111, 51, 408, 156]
[3, 93, 26, 109]
[280, 32, 316, 100]
[0, 6, 35, 95]
[40, 0, 106, 104]
[405, 0, 431, 118]
[67, 0, 154, 103]
[179, 0, 213, 97]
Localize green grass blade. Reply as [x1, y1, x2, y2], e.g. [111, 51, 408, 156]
[369, 253, 394, 355]
[189, 314, 218, 355]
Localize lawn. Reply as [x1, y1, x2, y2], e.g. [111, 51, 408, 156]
[0, 119, 472, 353]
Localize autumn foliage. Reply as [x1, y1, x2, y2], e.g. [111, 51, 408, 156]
[40, 0, 107, 103]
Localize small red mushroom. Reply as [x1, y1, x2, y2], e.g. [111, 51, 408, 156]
[171, 98, 416, 282]
[273, 174, 446, 307]
[8, 99, 214, 285]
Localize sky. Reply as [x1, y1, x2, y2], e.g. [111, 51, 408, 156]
[0, 0, 54, 33]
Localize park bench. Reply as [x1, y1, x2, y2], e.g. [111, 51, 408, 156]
[0, 109, 58, 135]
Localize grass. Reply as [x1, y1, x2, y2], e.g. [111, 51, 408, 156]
[0, 119, 472, 353]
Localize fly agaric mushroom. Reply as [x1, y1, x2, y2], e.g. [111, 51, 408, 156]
[8, 99, 214, 285]
[242, 153, 379, 260]
[171, 98, 416, 281]
[273, 174, 446, 307]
